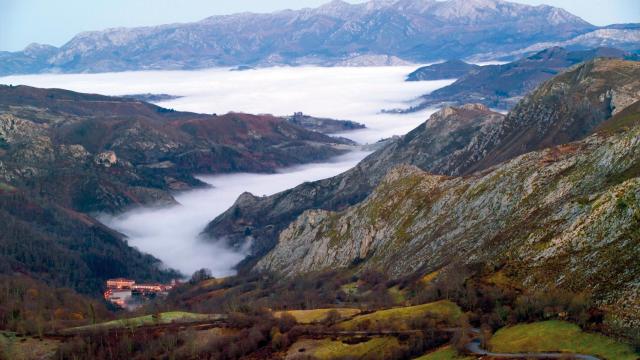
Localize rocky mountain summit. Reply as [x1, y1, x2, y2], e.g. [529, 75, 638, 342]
[0, 0, 596, 75]
[0, 85, 352, 213]
[403, 46, 638, 110]
[205, 59, 640, 270]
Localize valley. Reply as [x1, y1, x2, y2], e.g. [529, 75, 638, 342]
[3, 57, 639, 359]
[1, 0, 639, 359]
[0, 65, 447, 277]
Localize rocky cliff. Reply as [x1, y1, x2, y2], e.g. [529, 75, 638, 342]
[463, 58, 640, 173]
[257, 104, 640, 331]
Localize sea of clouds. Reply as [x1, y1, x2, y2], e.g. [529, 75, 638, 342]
[0, 66, 451, 277]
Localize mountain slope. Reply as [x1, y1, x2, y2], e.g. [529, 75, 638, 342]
[0, 183, 179, 294]
[0, 85, 351, 213]
[405, 46, 638, 110]
[204, 104, 506, 261]
[204, 59, 640, 267]
[0, 0, 594, 74]
[0, 85, 352, 294]
[256, 109, 640, 332]
[463, 58, 640, 174]
[471, 27, 640, 61]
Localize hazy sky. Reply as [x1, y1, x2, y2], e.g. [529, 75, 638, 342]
[1, 0, 638, 51]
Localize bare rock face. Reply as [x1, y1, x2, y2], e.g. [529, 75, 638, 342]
[335, 54, 414, 67]
[94, 151, 118, 167]
[256, 120, 640, 334]
[462, 59, 640, 174]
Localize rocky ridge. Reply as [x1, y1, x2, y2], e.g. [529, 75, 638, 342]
[471, 27, 640, 62]
[257, 104, 640, 332]
[204, 104, 506, 261]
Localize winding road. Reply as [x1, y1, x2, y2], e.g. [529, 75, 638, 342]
[465, 338, 601, 360]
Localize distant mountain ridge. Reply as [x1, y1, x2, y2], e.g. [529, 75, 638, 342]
[402, 46, 639, 110]
[470, 25, 640, 61]
[0, 0, 601, 75]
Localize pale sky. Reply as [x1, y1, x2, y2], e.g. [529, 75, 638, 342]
[1, 0, 638, 51]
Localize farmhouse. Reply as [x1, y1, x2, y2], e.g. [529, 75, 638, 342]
[104, 278, 177, 309]
[106, 278, 136, 289]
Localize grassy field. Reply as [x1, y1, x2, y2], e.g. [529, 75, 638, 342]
[388, 286, 407, 304]
[274, 308, 360, 324]
[413, 346, 475, 360]
[64, 311, 220, 333]
[490, 320, 639, 360]
[338, 300, 462, 330]
[0, 332, 60, 360]
[287, 337, 401, 359]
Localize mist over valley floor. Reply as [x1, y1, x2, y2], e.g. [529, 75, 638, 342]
[0, 66, 448, 276]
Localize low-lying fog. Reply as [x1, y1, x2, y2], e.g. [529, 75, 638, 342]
[0, 66, 451, 143]
[100, 150, 372, 276]
[0, 66, 451, 277]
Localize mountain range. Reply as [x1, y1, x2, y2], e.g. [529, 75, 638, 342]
[402, 46, 640, 110]
[3, 0, 640, 356]
[1, 0, 629, 75]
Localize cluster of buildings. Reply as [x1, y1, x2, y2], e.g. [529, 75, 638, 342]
[104, 278, 178, 309]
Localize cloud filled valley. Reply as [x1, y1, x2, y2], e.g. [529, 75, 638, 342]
[0, 66, 449, 276]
